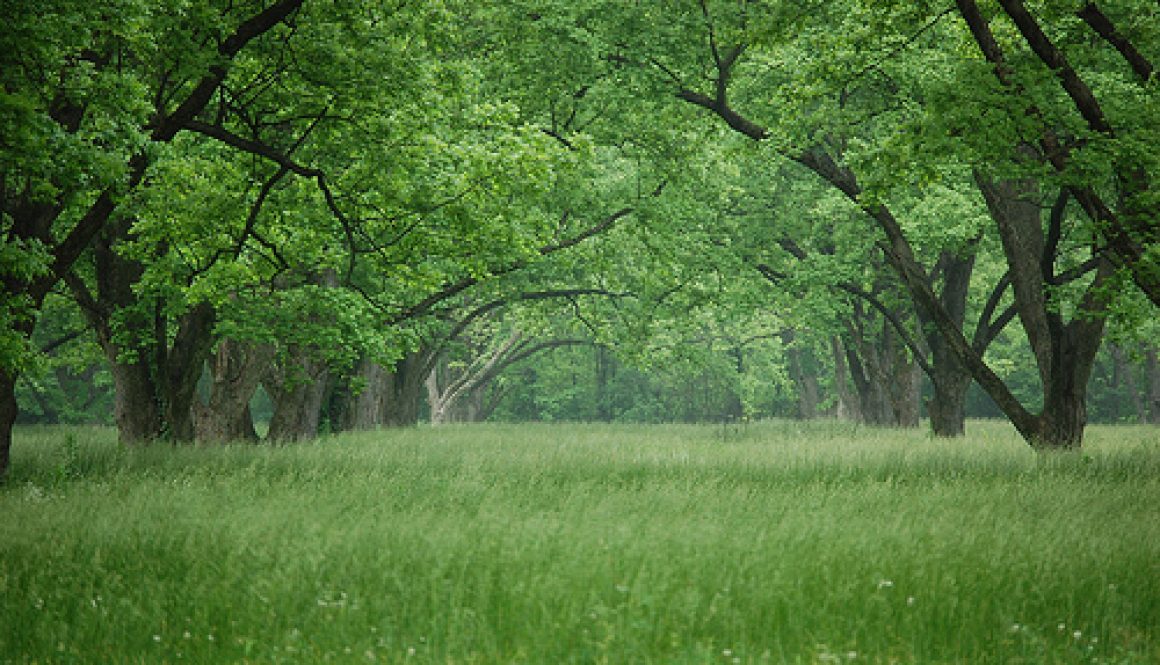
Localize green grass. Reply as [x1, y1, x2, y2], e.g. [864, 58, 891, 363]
[2, 420, 1158, 664]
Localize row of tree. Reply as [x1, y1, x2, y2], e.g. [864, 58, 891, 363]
[3, 0, 1157, 478]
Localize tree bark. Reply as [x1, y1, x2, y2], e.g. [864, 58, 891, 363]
[338, 352, 428, 429]
[194, 339, 272, 443]
[108, 359, 164, 443]
[164, 303, 216, 441]
[264, 348, 330, 442]
[0, 370, 17, 481]
[830, 336, 859, 421]
[922, 248, 980, 437]
[783, 330, 820, 419]
[927, 365, 972, 437]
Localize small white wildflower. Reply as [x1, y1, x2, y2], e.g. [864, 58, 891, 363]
[877, 579, 894, 590]
[1058, 623, 1066, 632]
[732, 659, 741, 665]
[153, 635, 162, 642]
[846, 651, 858, 660]
[1009, 623, 1021, 633]
[723, 649, 733, 657]
[183, 631, 191, 639]
[407, 647, 416, 657]
[1073, 630, 1082, 639]
[906, 596, 915, 606]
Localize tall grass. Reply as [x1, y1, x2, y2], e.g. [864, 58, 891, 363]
[2, 421, 1158, 663]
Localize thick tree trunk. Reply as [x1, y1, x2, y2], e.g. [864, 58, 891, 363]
[1037, 374, 1089, 449]
[977, 176, 1111, 450]
[927, 368, 972, 437]
[783, 330, 820, 419]
[0, 370, 16, 482]
[164, 303, 216, 441]
[264, 348, 330, 442]
[194, 339, 271, 443]
[109, 359, 163, 444]
[845, 312, 918, 427]
[339, 353, 427, 429]
[920, 248, 979, 437]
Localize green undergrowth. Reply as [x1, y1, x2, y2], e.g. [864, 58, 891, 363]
[2, 421, 1158, 663]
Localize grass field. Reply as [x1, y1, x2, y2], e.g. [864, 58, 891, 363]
[2, 420, 1158, 664]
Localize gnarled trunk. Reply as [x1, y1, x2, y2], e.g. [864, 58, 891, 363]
[194, 339, 271, 443]
[163, 303, 216, 441]
[264, 347, 330, 442]
[108, 359, 163, 443]
[977, 176, 1110, 450]
[338, 352, 427, 430]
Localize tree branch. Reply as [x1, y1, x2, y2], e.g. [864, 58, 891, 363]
[996, 0, 1114, 136]
[1076, 3, 1154, 82]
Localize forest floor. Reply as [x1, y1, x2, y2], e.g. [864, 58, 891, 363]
[2, 420, 1158, 663]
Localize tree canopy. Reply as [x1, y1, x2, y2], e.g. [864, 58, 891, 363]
[2, 0, 1158, 477]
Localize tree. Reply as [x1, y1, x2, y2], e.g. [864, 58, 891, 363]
[562, 0, 1154, 448]
[1, 0, 305, 478]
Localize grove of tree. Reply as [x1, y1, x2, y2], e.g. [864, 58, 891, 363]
[2, 0, 1157, 478]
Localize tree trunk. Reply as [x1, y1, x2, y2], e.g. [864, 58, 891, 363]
[1037, 371, 1089, 449]
[339, 352, 427, 429]
[920, 247, 979, 437]
[977, 176, 1111, 450]
[426, 367, 451, 425]
[264, 348, 330, 442]
[891, 360, 922, 428]
[108, 359, 163, 444]
[783, 330, 820, 419]
[1146, 346, 1160, 424]
[163, 303, 216, 441]
[830, 336, 859, 420]
[194, 339, 271, 443]
[0, 369, 16, 482]
[338, 358, 385, 430]
[927, 366, 972, 437]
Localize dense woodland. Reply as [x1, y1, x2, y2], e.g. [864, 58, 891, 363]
[3, 0, 1159, 477]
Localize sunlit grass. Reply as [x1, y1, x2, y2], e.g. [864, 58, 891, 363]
[2, 420, 1158, 663]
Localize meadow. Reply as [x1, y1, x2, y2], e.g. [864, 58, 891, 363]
[1, 420, 1158, 664]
